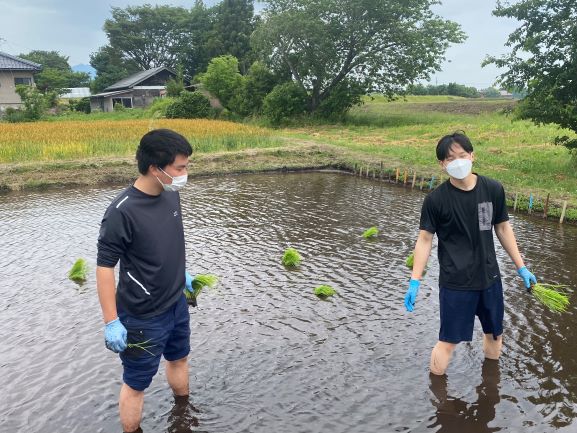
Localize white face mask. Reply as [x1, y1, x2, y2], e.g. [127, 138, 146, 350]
[156, 167, 188, 192]
[445, 158, 472, 180]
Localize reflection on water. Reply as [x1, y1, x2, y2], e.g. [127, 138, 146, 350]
[429, 360, 501, 433]
[1, 172, 577, 433]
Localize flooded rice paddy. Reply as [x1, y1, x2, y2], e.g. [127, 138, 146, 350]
[1, 172, 576, 433]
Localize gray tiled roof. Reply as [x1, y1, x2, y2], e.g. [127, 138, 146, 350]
[104, 66, 172, 91]
[0, 52, 42, 71]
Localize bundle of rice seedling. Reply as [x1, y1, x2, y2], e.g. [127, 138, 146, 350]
[282, 248, 302, 267]
[184, 274, 219, 303]
[314, 285, 337, 298]
[405, 252, 414, 268]
[362, 226, 379, 239]
[68, 258, 87, 283]
[127, 339, 156, 356]
[532, 283, 570, 313]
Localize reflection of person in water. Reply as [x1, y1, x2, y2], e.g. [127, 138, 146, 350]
[166, 395, 201, 433]
[429, 359, 501, 433]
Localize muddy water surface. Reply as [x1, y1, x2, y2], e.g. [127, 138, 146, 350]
[1, 172, 576, 433]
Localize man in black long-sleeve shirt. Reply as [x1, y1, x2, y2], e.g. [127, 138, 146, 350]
[96, 129, 193, 433]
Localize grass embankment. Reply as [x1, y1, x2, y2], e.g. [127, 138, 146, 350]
[1, 96, 576, 220]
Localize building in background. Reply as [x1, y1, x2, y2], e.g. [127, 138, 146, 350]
[0, 52, 42, 112]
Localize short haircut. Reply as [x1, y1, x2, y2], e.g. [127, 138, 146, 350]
[436, 132, 474, 161]
[136, 129, 193, 174]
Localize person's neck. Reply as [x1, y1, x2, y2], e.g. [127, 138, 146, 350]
[133, 174, 164, 196]
[449, 173, 477, 191]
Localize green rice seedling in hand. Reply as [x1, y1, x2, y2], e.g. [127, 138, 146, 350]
[362, 226, 379, 239]
[314, 285, 337, 298]
[127, 339, 157, 356]
[68, 258, 88, 283]
[532, 283, 570, 313]
[282, 248, 302, 267]
[184, 274, 219, 302]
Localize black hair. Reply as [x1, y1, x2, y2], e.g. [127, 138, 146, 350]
[436, 131, 473, 161]
[136, 129, 193, 174]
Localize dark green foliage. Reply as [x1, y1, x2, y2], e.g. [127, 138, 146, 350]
[69, 97, 91, 114]
[485, 0, 577, 151]
[90, 45, 141, 93]
[229, 61, 279, 116]
[198, 55, 243, 109]
[253, 0, 465, 113]
[103, 5, 191, 70]
[14, 85, 46, 120]
[19, 50, 90, 93]
[407, 83, 480, 98]
[166, 91, 212, 119]
[263, 82, 308, 124]
[3, 108, 28, 123]
[316, 80, 365, 119]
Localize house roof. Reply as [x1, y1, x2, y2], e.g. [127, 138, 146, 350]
[90, 89, 133, 98]
[104, 66, 174, 91]
[0, 52, 42, 71]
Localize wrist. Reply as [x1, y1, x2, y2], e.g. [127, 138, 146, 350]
[105, 317, 119, 326]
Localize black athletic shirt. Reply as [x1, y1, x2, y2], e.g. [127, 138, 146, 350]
[419, 175, 509, 291]
[97, 185, 186, 318]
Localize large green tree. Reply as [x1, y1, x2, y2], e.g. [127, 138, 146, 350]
[252, 0, 465, 113]
[485, 0, 577, 150]
[103, 5, 192, 70]
[208, 0, 257, 73]
[89, 45, 141, 93]
[19, 50, 90, 93]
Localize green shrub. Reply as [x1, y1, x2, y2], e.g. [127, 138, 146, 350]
[69, 97, 91, 114]
[166, 91, 213, 119]
[3, 107, 29, 123]
[147, 97, 176, 117]
[229, 61, 278, 116]
[198, 55, 243, 109]
[263, 82, 308, 124]
[113, 102, 126, 112]
[316, 80, 364, 119]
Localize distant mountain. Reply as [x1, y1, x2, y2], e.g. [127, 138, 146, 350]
[72, 64, 96, 78]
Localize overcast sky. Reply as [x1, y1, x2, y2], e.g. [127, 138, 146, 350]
[0, 0, 518, 89]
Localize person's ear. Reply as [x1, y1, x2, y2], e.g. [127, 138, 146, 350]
[470, 152, 475, 163]
[148, 164, 160, 176]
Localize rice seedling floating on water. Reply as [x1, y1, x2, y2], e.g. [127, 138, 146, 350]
[362, 226, 379, 239]
[68, 258, 87, 283]
[183, 274, 219, 303]
[314, 285, 337, 299]
[405, 252, 414, 268]
[532, 283, 570, 313]
[405, 251, 426, 276]
[282, 248, 302, 267]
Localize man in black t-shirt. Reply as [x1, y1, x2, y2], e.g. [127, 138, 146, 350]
[404, 132, 537, 376]
[96, 129, 196, 433]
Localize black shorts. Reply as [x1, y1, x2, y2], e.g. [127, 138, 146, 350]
[118, 295, 191, 391]
[439, 280, 504, 344]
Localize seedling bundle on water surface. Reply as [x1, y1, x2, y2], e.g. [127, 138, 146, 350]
[362, 226, 379, 239]
[282, 248, 302, 267]
[531, 283, 571, 313]
[405, 252, 427, 276]
[68, 258, 88, 283]
[314, 285, 337, 299]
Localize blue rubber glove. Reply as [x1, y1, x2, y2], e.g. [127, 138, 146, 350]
[104, 318, 127, 353]
[404, 279, 421, 312]
[517, 266, 537, 291]
[185, 271, 194, 294]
